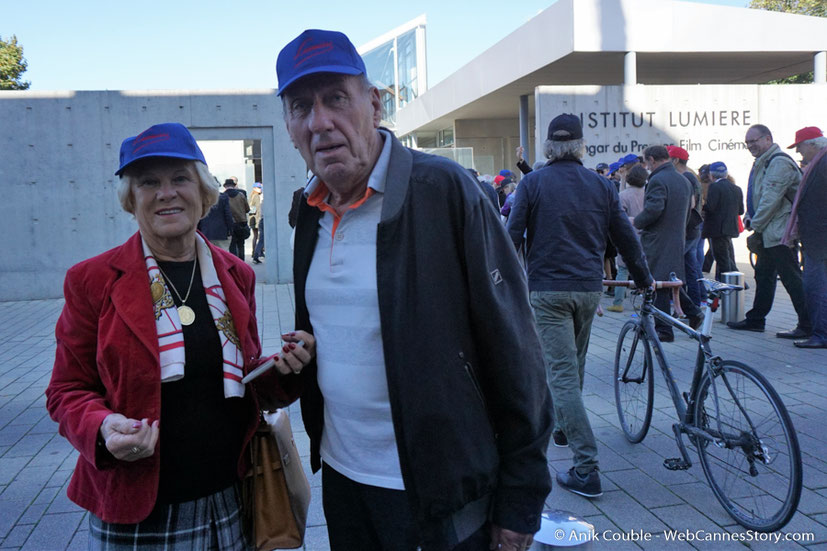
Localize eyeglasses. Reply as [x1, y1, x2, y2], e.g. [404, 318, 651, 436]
[745, 135, 768, 147]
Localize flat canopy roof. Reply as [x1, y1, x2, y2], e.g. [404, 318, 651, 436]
[396, 0, 827, 135]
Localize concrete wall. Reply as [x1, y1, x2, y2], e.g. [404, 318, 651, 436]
[535, 83, 827, 262]
[0, 89, 307, 301]
[455, 118, 536, 179]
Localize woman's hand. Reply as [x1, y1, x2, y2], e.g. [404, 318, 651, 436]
[100, 414, 160, 462]
[274, 331, 316, 376]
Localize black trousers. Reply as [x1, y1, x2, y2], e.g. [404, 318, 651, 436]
[709, 236, 737, 281]
[746, 240, 810, 330]
[322, 464, 490, 551]
[654, 287, 701, 337]
[229, 235, 245, 260]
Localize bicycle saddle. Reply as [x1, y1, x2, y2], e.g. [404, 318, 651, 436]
[700, 278, 743, 296]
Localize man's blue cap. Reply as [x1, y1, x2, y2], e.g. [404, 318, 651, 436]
[609, 162, 621, 174]
[253, 182, 262, 189]
[621, 154, 639, 166]
[277, 29, 366, 97]
[115, 122, 206, 176]
[709, 161, 728, 174]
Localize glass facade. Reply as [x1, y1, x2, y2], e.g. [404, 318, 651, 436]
[360, 19, 426, 126]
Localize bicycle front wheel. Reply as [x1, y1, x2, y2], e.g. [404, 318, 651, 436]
[614, 319, 654, 443]
[693, 361, 802, 532]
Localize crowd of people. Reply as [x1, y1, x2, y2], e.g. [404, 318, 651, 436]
[45, 27, 824, 551]
[472, 123, 824, 349]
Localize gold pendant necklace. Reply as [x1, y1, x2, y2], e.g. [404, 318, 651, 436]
[156, 259, 198, 326]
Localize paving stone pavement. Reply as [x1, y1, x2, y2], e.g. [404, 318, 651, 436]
[1, 265, 825, 550]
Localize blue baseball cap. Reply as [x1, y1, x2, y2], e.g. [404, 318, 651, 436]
[277, 29, 366, 97]
[609, 162, 621, 175]
[709, 161, 728, 174]
[621, 154, 639, 166]
[253, 182, 262, 189]
[115, 123, 206, 176]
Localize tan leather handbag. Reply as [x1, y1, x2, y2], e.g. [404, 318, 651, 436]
[243, 409, 311, 550]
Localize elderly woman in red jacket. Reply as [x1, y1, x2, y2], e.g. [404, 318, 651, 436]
[45, 123, 311, 550]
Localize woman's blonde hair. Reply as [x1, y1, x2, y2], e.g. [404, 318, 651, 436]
[117, 160, 218, 218]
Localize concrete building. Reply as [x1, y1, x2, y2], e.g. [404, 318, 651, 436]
[1, 0, 826, 300]
[0, 89, 306, 300]
[397, 0, 827, 179]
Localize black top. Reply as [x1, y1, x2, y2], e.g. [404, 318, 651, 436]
[156, 259, 248, 504]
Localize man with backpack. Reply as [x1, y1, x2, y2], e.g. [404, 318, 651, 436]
[727, 124, 811, 338]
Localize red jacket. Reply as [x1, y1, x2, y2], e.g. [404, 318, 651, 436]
[45, 231, 293, 523]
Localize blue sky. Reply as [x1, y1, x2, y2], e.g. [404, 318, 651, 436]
[4, 0, 748, 91]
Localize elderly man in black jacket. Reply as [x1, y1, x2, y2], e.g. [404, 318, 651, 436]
[635, 145, 704, 341]
[785, 127, 827, 348]
[702, 162, 744, 281]
[277, 29, 552, 551]
[507, 114, 652, 500]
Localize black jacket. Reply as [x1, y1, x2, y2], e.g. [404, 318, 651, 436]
[797, 151, 827, 260]
[292, 133, 552, 548]
[197, 193, 233, 240]
[702, 177, 744, 239]
[506, 157, 652, 291]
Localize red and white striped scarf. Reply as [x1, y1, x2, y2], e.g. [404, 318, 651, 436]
[143, 234, 245, 398]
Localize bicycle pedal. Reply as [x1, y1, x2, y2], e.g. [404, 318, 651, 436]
[663, 457, 691, 471]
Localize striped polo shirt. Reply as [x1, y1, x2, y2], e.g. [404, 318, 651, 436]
[304, 131, 404, 490]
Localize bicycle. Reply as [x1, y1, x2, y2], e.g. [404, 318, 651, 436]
[606, 277, 802, 532]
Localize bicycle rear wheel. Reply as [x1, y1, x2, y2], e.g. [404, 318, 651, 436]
[614, 319, 654, 443]
[693, 361, 802, 532]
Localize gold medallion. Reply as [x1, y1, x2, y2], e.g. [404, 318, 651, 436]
[178, 305, 196, 326]
[150, 281, 165, 303]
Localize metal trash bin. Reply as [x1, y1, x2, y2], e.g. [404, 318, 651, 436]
[720, 271, 745, 324]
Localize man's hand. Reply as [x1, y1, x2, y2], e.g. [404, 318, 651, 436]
[100, 414, 159, 461]
[490, 525, 534, 551]
[516, 146, 525, 162]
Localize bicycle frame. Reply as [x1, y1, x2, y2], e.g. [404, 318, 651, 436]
[635, 294, 760, 457]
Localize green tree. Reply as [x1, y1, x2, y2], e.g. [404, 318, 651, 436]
[749, 0, 827, 17]
[0, 35, 30, 90]
[750, 0, 826, 82]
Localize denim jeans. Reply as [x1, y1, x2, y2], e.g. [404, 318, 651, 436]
[613, 265, 629, 306]
[253, 218, 265, 260]
[684, 235, 702, 306]
[803, 253, 827, 342]
[530, 290, 601, 475]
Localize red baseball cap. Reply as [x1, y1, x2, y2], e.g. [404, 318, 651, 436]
[787, 126, 823, 149]
[666, 145, 689, 161]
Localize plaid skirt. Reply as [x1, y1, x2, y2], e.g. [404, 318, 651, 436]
[88, 484, 252, 551]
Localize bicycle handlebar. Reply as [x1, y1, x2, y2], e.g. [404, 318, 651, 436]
[602, 279, 685, 318]
[603, 280, 684, 289]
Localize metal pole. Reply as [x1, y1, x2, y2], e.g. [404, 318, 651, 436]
[519, 95, 529, 164]
[815, 51, 826, 84]
[624, 51, 637, 85]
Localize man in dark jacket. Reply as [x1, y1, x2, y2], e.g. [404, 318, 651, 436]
[702, 162, 744, 281]
[635, 145, 704, 341]
[785, 127, 827, 348]
[277, 29, 552, 551]
[668, 145, 704, 306]
[223, 179, 250, 260]
[196, 189, 233, 249]
[506, 114, 652, 500]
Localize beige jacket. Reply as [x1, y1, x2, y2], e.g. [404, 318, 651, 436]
[746, 143, 801, 248]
